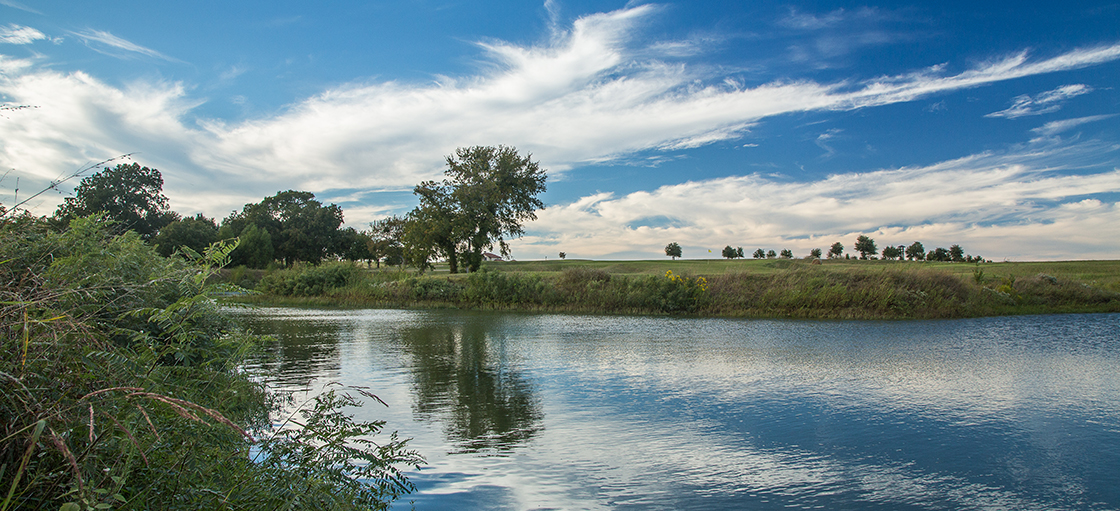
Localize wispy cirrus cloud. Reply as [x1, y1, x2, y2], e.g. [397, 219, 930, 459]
[985, 84, 1093, 118]
[0, 24, 45, 44]
[68, 29, 179, 62]
[1031, 114, 1118, 137]
[0, 0, 41, 15]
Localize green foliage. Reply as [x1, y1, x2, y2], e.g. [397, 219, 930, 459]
[779, 249, 793, 259]
[809, 248, 822, 259]
[665, 242, 682, 260]
[882, 245, 902, 260]
[406, 146, 547, 273]
[719, 246, 744, 259]
[367, 216, 406, 268]
[53, 163, 175, 241]
[238, 257, 1120, 319]
[230, 223, 275, 269]
[258, 262, 365, 296]
[252, 385, 423, 510]
[461, 268, 550, 306]
[222, 190, 345, 266]
[854, 235, 877, 260]
[1, 216, 422, 510]
[949, 244, 965, 262]
[828, 242, 844, 259]
[153, 213, 219, 258]
[753, 248, 765, 259]
[906, 241, 925, 261]
[406, 276, 463, 301]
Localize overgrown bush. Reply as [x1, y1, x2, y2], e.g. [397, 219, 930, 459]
[258, 262, 365, 296]
[461, 269, 551, 306]
[1, 215, 422, 510]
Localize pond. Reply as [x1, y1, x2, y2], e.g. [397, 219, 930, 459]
[230, 307, 1120, 510]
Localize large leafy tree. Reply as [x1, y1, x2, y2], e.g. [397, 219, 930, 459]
[403, 185, 460, 272]
[665, 242, 682, 260]
[906, 241, 925, 261]
[153, 213, 219, 257]
[222, 190, 344, 266]
[882, 245, 902, 260]
[407, 146, 547, 273]
[54, 162, 175, 240]
[854, 235, 877, 259]
[368, 215, 407, 268]
[949, 244, 965, 262]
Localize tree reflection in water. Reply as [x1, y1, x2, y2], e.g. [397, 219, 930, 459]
[242, 314, 345, 386]
[396, 315, 543, 454]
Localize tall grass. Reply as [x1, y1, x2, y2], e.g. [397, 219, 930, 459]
[238, 259, 1120, 319]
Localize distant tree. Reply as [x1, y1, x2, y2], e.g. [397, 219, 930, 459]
[559, 252, 566, 259]
[222, 190, 345, 266]
[335, 227, 372, 264]
[368, 216, 407, 268]
[854, 235, 877, 260]
[779, 249, 793, 259]
[753, 248, 765, 259]
[665, 242, 682, 260]
[766, 249, 777, 259]
[722, 245, 737, 259]
[809, 248, 822, 259]
[153, 214, 219, 257]
[906, 241, 925, 261]
[927, 247, 950, 262]
[736, 247, 744, 259]
[828, 242, 844, 259]
[949, 244, 965, 262]
[881, 245, 902, 260]
[54, 162, 174, 240]
[231, 223, 275, 268]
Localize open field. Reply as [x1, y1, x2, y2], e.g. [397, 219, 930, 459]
[486, 258, 1120, 292]
[231, 258, 1120, 319]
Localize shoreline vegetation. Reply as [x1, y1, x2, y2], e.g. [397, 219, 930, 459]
[1, 215, 423, 510]
[227, 258, 1120, 319]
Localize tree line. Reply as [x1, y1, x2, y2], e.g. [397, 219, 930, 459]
[669, 234, 985, 263]
[32, 145, 547, 273]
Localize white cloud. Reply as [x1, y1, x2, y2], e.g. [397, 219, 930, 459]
[778, 8, 848, 30]
[69, 29, 179, 61]
[1, 5, 1120, 240]
[0, 0, 41, 15]
[985, 84, 1093, 119]
[1031, 114, 1118, 137]
[512, 140, 1120, 261]
[815, 128, 842, 157]
[0, 24, 45, 44]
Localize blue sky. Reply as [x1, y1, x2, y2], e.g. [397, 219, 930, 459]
[1, 1, 1119, 260]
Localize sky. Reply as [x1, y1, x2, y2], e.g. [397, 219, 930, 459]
[1, 1, 1118, 261]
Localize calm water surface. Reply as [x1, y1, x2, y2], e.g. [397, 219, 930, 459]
[230, 307, 1120, 510]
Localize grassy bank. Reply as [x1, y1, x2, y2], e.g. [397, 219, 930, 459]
[228, 258, 1120, 319]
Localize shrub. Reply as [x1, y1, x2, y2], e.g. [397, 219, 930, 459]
[1, 216, 422, 510]
[258, 262, 365, 296]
